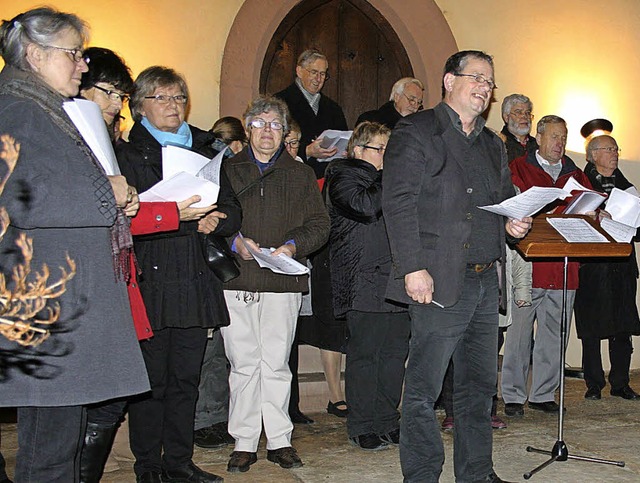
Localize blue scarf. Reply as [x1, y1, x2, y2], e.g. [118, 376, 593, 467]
[141, 116, 193, 148]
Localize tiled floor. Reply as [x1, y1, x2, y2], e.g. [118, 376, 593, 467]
[2, 372, 640, 482]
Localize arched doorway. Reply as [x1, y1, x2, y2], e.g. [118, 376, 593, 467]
[260, 0, 413, 128]
[220, 0, 458, 121]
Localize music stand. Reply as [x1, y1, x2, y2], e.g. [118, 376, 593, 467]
[515, 214, 629, 480]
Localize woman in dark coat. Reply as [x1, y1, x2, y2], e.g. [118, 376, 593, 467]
[575, 135, 640, 401]
[325, 121, 410, 451]
[116, 66, 241, 483]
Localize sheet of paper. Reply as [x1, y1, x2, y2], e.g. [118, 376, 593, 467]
[63, 99, 120, 175]
[479, 186, 569, 219]
[605, 188, 640, 228]
[562, 191, 607, 215]
[139, 172, 219, 207]
[600, 217, 636, 243]
[162, 145, 213, 178]
[317, 129, 352, 162]
[546, 217, 609, 243]
[196, 149, 224, 186]
[563, 177, 593, 193]
[237, 234, 309, 275]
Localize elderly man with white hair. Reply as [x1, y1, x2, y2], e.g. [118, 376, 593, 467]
[356, 77, 424, 129]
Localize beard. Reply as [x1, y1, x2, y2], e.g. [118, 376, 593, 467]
[508, 118, 531, 137]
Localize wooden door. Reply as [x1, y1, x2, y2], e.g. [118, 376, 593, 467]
[260, 0, 414, 128]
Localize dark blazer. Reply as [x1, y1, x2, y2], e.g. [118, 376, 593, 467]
[356, 101, 402, 129]
[116, 122, 242, 330]
[382, 102, 514, 307]
[275, 83, 348, 178]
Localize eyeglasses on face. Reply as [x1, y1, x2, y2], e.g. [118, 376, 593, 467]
[593, 146, 621, 154]
[303, 67, 330, 80]
[93, 84, 129, 103]
[144, 94, 188, 105]
[41, 44, 85, 63]
[453, 73, 496, 90]
[510, 109, 533, 119]
[402, 92, 423, 106]
[284, 139, 300, 147]
[362, 145, 386, 154]
[249, 118, 284, 130]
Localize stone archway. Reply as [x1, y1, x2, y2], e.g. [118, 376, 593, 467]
[219, 0, 458, 118]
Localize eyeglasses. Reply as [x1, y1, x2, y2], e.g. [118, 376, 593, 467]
[249, 118, 284, 130]
[362, 145, 386, 154]
[284, 139, 300, 147]
[93, 84, 130, 103]
[453, 73, 497, 90]
[510, 109, 533, 119]
[593, 146, 621, 154]
[402, 92, 423, 107]
[303, 67, 330, 80]
[144, 94, 188, 105]
[41, 44, 85, 63]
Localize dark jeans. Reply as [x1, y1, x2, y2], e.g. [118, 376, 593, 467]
[345, 310, 410, 438]
[86, 398, 128, 426]
[194, 329, 230, 430]
[400, 267, 498, 483]
[582, 335, 633, 391]
[16, 405, 86, 482]
[129, 327, 208, 475]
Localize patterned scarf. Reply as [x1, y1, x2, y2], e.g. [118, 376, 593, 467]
[296, 77, 321, 115]
[0, 66, 134, 281]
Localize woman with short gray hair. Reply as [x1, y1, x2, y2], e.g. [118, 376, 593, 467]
[0, 7, 149, 480]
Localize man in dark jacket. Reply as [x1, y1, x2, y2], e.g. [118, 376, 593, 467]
[498, 93, 538, 162]
[383, 50, 530, 483]
[502, 115, 592, 418]
[275, 48, 348, 179]
[355, 77, 424, 129]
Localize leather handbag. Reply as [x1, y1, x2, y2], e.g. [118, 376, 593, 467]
[200, 233, 240, 283]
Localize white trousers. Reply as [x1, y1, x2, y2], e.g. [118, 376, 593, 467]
[221, 290, 301, 452]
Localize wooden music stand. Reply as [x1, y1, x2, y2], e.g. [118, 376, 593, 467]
[515, 214, 630, 480]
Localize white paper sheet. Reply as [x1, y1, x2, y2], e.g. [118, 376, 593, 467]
[63, 99, 120, 175]
[479, 186, 569, 219]
[238, 234, 309, 275]
[317, 129, 352, 162]
[138, 172, 219, 207]
[605, 188, 640, 228]
[546, 217, 609, 243]
[600, 217, 636, 243]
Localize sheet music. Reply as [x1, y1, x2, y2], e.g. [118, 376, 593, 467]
[317, 129, 352, 162]
[139, 172, 219, 207]
[600, 217, 636, 243]
[479, 186, 569, 219]
[238, 234, 310, 275]
[546, 217, 609, 243]
[63, 99, 120, 175]
[605, 188, 640, 228]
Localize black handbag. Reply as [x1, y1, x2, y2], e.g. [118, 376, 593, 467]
[200, 233, 240, 283]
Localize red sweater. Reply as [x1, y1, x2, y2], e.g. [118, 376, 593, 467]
[510, 153, 593, 290]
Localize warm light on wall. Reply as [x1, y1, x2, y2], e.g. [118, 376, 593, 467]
[550, 89, 607, 154]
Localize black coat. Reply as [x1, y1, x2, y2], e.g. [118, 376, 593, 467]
[574, 163, 640, 339]
[356, 101, 402, 129]
[116, 122, 242, 329]
[500, 125, 537, 163]
[275, 83, 348, 179]
[325, 158, 405, 317]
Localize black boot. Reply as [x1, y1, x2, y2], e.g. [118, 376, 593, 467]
[80, 422, 117, 483]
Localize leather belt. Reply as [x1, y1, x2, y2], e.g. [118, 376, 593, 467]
[467, 261, 495, 273]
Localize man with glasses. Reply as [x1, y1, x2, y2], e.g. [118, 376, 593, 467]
[383, 50, 530, 483]
[275, 48, 348, 179]
[502, 116, 592, 418]
[499, 93, 538, 163]
[356, 77, 424, 129]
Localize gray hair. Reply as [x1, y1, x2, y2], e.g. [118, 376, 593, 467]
[586, 134, 615, 162]
[0, 7, 89, 71]
[297, 48, 327, 68]
[501, 94, 532, 118]
[130, 66, 189, 122]
[243, 95, 290, 133]
[536, 115, 566, 135]
[389, 77, 424, 101]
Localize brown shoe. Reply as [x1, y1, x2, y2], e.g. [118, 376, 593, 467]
[267, 446, 303, 469]
[227, 451, 257, 473]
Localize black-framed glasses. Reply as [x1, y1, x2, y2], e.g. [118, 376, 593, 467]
[402, 92, 423, 107]
[284, 139, 300, 147]
[41, 44, 85, 63]
[362, 145, 386, 154]
[593, 146, 621, 154]
[144, 94, 188, 105]
[303, 67, 330, 81]
[453, 73, 496, 90]
[93, 84, 130, 103]
[249, 118, 284, 130]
